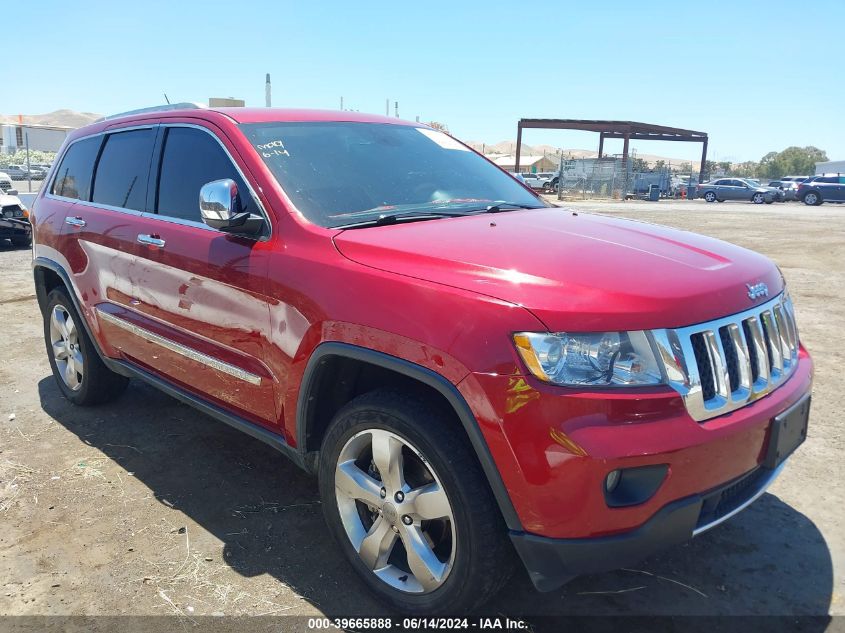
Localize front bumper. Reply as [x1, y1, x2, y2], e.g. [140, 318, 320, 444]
[0, 218, 32, 238]
[510, 461, 785, 591]
[457, 347, 813, 589]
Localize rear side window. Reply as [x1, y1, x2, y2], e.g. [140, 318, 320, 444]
[155, 126, 253, 222]
[51, 136, 101, 200]
[92, 128, 156, 211]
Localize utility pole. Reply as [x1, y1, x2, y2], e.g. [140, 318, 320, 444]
[394, 101, 398, 118]
[340, 96, 344, 110]
[385, 99, 390, 117]
[265, 74, 272, 107]
[25, 131, 31, 192]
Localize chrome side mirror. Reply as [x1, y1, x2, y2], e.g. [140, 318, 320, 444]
[199, 179, 263, 235]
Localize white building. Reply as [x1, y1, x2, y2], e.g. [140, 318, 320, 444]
[815, 160, 845, 175]
[489, 154, 559, 173]
[1, 123, 73, 155]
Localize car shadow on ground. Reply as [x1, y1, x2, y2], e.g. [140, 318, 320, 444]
[37, 377, 833, 623]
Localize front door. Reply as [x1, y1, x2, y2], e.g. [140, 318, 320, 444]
[124, 123, 277, 428]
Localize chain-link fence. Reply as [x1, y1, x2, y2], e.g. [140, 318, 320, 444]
[555, 157, 631, 200]
[555, 158, 692, 200]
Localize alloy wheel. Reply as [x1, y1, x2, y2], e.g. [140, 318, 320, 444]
[50, 304, 83, 391]
[334, 428, 456, 594]
[805, 193, 818, 205]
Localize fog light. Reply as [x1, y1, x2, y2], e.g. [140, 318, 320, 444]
[605, 469, 621, 493]
[603, 464, 669, 508]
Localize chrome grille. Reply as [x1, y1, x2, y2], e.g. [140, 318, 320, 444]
[652, 293, 799, 422]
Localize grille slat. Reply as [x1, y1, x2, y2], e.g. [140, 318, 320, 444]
[655, 293, 799, 422]
[719, 326, 740, 393]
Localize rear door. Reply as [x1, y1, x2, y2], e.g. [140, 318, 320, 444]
[834, 177, 845, 201]
[120, 122, 277, 428]
[727, 179, 746, 200]
[54, 127, 156, 340]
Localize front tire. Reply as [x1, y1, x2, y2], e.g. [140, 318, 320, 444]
[11, 235, 31, 248]
[318, 389, 515, 614]
[752, 193, 765, 204]
[43, 288, 128, 405]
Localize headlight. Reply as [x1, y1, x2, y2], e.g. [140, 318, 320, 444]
[513, 331, 664, 387]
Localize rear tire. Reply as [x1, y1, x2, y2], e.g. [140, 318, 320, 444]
[703, 191, 717, 202]
[803, 191, 822, 206]
[43, 287, 129, 405]
[318, 389, 515, 614]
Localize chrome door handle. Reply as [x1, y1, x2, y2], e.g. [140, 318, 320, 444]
[65, 216, 86, 227]
[137, 234, 166, 248]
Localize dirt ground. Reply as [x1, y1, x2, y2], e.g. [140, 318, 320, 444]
[1, 199, 843, 624]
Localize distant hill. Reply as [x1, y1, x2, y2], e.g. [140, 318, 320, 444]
[0, 109, 101, 128]
[466, 140, 701, 170]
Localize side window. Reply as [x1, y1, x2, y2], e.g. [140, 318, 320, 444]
[51, 136, 101, 200]
[155, 127, 254, 222]
[91, 128, 156, 211]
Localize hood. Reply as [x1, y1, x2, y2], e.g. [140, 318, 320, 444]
[333, 208, 783, 332]
[0, 194, 23, 207]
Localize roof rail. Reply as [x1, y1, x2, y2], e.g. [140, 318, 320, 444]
[97, 102, 207, 122]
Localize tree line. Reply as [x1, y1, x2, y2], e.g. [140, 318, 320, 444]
[638, 146, 828, 179]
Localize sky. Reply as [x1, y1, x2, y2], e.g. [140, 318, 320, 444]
[3, 0, 843, 163]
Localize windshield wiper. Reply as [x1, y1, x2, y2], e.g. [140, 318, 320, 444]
[474, 202, 543, 213]
[333, 211, 466, 230]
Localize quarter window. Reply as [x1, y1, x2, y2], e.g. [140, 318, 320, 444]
[91, 129, 156, 211]
[51, 136, 101, 200]
[155, 127, 253, 222]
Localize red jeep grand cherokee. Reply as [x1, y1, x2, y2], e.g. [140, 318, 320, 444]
[31, 105, 812, 613]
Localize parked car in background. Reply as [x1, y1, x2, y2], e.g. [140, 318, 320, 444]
[522, 172, 558, 191]
[0, 171, 13, 193]
[779, 176, 810, 185]
[744, 179, 784, 200]
[508, 172, 527, 184]
[768, 180, 801, 201]
[3, 164, 45, 180]
[797, 174, 845, 205]
[697, 178, 780, 204]
[0, 189, 32, 247]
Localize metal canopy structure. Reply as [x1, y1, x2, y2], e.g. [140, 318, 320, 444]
[515, 118, 709, 185]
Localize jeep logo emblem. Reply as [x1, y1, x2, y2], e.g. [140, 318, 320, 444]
[747, 282, 769, 300]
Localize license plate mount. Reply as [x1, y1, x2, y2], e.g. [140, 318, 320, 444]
[764, 393, 810, 469]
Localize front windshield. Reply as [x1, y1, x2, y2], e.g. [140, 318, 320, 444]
[240, 122, 544, 228]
